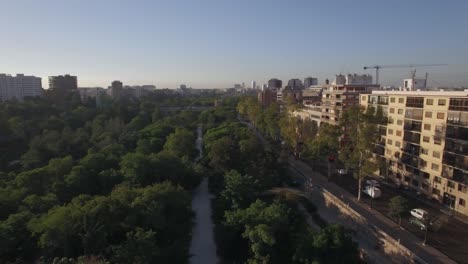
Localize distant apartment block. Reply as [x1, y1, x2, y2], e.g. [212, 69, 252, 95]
[360, 90, 468, 216]
[257, 89, 277, 107]
[321, 74, 378, 125]
[287, 78, 304, 90]
[110, 80, 123, 100]
[268, 78, 282, 90]
[304, 77, 318, 88]
[49, 74, 77, 91]
[0, 74, 42, 101]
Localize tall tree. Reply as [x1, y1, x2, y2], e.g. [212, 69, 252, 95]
[388, 195, 409, 227]
[339, 106, 379, 201]
[163, 128, 196, 160]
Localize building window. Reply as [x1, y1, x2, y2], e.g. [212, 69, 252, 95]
[422, 183, 429, 190]
[423, 124, 431, 130]
[387, 139, 393, 145]
[399, 98, 404, 103]
[422, 172, 430, 179]
[438, 99, 446, 106]
[460, 199, 466, 207]
[412, 180, 419, 186]
[388, 129, 393, 135]
[395, 141, 401, 147]
[448, 181, 455, 189]
[437, 112, 445, 119]
[426, 99, 433, 105]
[433, 188, 441, 195]
[459, 184, 467, 193]
[404, 176, 410, 182]
[390, 108, 395, 113]
[396, 130, 402, 136]
[421, 148, 428, 155]
[420, 159, 427, 168]
[431, 163, 439, 171]
[390, 97, 395, 103]
[433, 151, 441, 158]
[423, 136, 430, 143]
[434, 176, 442, 183]
[434, 138, 441, 145]
[361, 96, 366, 101]
[425, 111, 432, 118]
[398, 109, 403, 114]
[397, 119, 403, 125]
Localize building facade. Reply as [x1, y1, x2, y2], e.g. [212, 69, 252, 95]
[251, 81, 257, 90]
[49, 74, 77, 91]
[110, 80, 123, 100]
[257, 89, 277, 107]
[304, 77, 318, 88]
[0, 74, 42, 101]
[321, 74, 378, 125]
[287, 79, 304, 90]
[268, 78, 282, 90]
[360, 90, 468, 216]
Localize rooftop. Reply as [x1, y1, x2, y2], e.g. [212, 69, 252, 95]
[370, 90, 468, 97]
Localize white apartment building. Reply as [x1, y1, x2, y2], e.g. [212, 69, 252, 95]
[0, 74, 42, 102]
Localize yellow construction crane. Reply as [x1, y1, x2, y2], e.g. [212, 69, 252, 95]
[363, 64, 447, 85]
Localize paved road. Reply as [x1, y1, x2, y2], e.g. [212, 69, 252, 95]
[290, 158, 457, 264]
[189, 125, 218, 264]
[310, 159, 468, 264]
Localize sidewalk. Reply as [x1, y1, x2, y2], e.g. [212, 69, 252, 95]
[289, 158, 457, 264]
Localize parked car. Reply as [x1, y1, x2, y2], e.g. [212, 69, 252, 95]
[362, 186, 382, 198]
[410, 208, 429, 220]
[409, 217, 428, 230]
[337, 169, 347, 175]
[366, 179, 380, 187]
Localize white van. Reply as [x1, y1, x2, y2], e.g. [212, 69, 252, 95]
[410, 208, 429, 220]
[362, 186, 381, 198]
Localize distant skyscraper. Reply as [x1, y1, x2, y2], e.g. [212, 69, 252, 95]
[0, 73, 42, 101]
[287, 78, 304, 89]
[110, 80, 123, 99]
[242, 82, 245, 89]
[180, 84, 187, 90]
[49, 74, 77, 91]
[304, 77, 318, 88]
[268, 78, 282, 90]
[251, 81, 256, 89]
[261, 84, 267, 91]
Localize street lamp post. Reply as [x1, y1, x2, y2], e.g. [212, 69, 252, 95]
[423, 217, 430, 246]
[357, 150, 363, 201]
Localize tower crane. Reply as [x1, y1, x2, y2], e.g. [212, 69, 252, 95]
[362, 64, 447, 85]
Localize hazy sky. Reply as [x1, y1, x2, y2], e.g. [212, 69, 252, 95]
[1, 0, 468, 88]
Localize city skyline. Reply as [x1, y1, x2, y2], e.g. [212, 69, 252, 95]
[1, 0, 468, 88]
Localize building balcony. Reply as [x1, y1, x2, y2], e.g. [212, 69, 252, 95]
[443, 152, 468, 170]
[442, 165, 468, 185]
[403, 131, 421, 144]
[403, 120, 422, 132]
[401, 153, 420, 168]
[445, 139, 468, 155]
[402, 143, 420, 156]
[446, 125, 468, 142]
